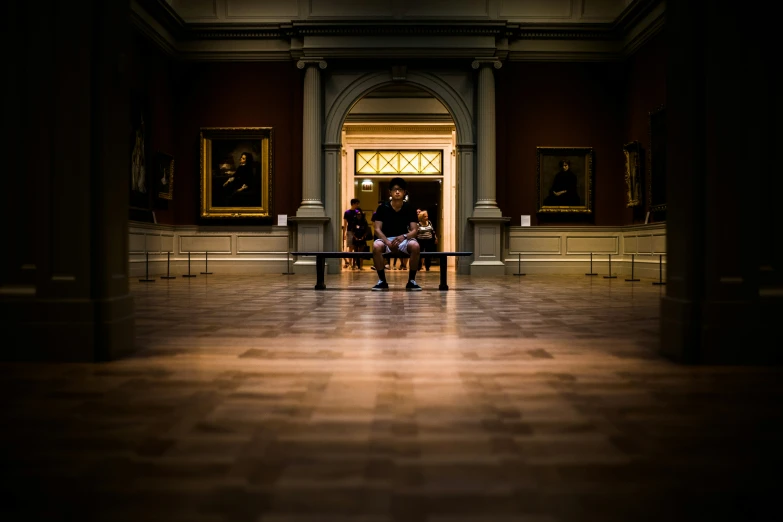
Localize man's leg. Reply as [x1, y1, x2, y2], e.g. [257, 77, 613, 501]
[407, 240, 420, 289]
[371, 240, 389, 290]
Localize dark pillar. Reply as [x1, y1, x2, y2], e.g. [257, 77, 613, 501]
[661, 0, 782, 363]
[0, 0, 135, 361]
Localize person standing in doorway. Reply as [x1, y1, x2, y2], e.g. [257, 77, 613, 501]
[415, 209, 438, 271]
[370, 177, 421, 291]
[342, 198, 362, 269]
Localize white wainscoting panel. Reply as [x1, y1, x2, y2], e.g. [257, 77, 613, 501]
[129, 233, 146, 254]
[179, 235, 232, 254]
[506, 224, 666, 277]
[509, 236, 561, 254]
[652, 233, 666, 253]
[566, 235, 619, 254]
[129, 223, 293, 277]
[237, 235, 288, 254]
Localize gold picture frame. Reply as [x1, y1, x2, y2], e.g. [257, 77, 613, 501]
[536, 147, 594, 214]
[200, 127, 272, 218]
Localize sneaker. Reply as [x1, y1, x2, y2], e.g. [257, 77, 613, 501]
[370, 266, 376, 271]
[372, 281, 389, 291]
[405, 280, 422, 291]
[384, 264, 390, 270]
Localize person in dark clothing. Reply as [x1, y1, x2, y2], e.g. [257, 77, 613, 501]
[370, 177, 421, 291]
[543, 159, 581, 206]
[222, 152, 256, 206]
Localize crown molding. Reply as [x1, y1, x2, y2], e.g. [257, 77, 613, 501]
[130, 0, 665, 63]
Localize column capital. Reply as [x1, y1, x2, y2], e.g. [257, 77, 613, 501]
[471, 58, 502, 70]
[297, 58, 327, 70]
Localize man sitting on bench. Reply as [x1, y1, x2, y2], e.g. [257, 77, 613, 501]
[371, 177, 422, 291]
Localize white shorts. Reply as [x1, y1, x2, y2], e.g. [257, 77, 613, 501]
[374, 236, 418, 255]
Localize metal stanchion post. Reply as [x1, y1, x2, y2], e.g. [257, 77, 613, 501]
[139, 251, 155, 282]
[652, 254, 666, 285]
[625, 254, 640, 282]
[161, 251, 176, 279]
[282, 250, 294, 275]
[513, 253, 526, 276]
[200, 251, 213, 275]
[603, 254, 617, 279]
[585, 252, 597, 276]
[182, 252, 196, 278]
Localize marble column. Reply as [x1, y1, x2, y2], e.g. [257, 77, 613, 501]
[471, 59, 502, 218]
[291, 59, 329, 273]
[296, 58, 327, 217]
[469, 59, 508, 275]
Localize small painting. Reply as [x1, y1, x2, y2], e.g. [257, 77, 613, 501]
[156, 152, 174, 200]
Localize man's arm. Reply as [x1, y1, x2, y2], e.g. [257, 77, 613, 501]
[374, 220, 391, 245]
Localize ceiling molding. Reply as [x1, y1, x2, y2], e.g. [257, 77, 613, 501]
[131, 0, 665, 63]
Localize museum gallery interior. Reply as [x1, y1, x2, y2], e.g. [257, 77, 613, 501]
[1, 0, 781, 521]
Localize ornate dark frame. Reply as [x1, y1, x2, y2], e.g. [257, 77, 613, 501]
[536, 146, 594, 214]
[623, 140, 643, 207]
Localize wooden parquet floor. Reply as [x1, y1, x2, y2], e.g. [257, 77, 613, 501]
[1, 271, 781, 522]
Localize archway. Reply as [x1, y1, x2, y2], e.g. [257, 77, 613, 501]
[322, 69, 476, 274]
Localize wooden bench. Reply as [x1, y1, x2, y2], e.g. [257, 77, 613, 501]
[292, 251, 472, 290]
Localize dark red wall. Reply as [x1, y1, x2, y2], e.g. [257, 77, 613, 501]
[623, 32, 667, 223]
[496, 61, 626, 226]
[131, 28, 664, 228]
[172, 62, 303, 225]
[129, 32, 176, 223]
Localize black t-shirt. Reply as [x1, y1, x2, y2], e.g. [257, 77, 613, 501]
[373, 201, 418, 238]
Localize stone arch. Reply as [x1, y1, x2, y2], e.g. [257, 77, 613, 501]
[324, 70, 474, 145]
[322, 69, 475, 270]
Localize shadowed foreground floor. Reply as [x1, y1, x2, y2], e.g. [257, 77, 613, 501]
[1, 270, 781, 522]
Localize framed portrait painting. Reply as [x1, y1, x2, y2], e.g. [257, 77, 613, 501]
[156, 151, 174, 200]
[536, 147, 594, 213]
[200, 127, 273, 219]
[129, 93, 152, 211]
[623, 141, 643, 207]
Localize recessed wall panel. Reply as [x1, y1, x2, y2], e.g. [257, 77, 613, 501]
[499, 0, 573, 19]
[180, 235, 232, 254]
[145, 235, 162, 254]
[580, 0, 624, 20]
[566, 236, 618, 254]
[652, 234, 666, 253]
[129, 233, 146, 254]
[403, 0, 488, 17]
[509, 236, 561, 254]
[624, 235, 638, 254]
[637, 235, 652, 254]
[161, 235, 175, 253]
[237, 236, 288, 253]
[227, 0, 299, 18]
[478, 227, 497, 257]
[171, 0, 218, 19]
[309, 0, 393, 17]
